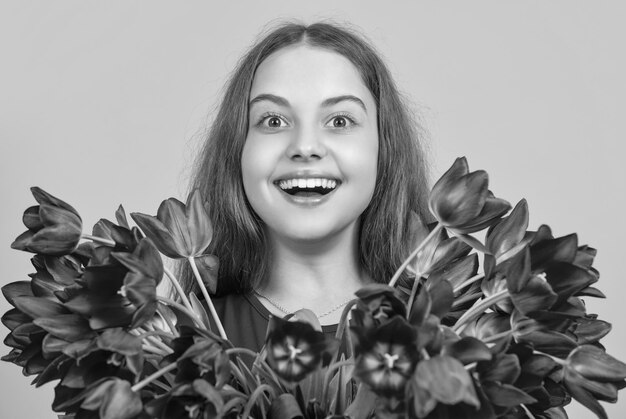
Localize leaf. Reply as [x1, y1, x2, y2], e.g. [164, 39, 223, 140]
[456, 233, 489, 254]
[409, 285, 431, 327]
[429, 253, 479, 291]
[414, 355, 480, 407]
[482, 382, 537, 407]
[270, 393, 304, 419]
[425, 278, 454, 319]
[189, 292, 212, 330]
[195, 254, 219, 294]
[442, 337, 492, 365]
[428, 237, 472, 274]
[344, 384, 377, 419]
[291, 308, 323, 333]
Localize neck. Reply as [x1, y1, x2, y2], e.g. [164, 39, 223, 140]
[257, 222, 371, 324]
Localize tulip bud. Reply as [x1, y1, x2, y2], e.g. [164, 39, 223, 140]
[11, 187, 82, 256]
[429, 158, 511, 234]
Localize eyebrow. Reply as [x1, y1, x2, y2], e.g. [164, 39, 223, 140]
[249, 93, 367, 113]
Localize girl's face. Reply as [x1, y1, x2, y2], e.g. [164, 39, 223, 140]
[241, 44, 379, 243]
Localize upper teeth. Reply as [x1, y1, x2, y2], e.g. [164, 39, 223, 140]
[278, 178, 338, 190]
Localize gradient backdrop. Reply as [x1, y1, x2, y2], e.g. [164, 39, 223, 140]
[1, 1, 624, 418]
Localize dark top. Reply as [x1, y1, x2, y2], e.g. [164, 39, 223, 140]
[210, 293, 339, 352]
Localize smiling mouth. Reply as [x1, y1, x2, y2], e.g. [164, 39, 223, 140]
[274, 178, 340, 197]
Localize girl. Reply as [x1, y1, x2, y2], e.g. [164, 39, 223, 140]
[180, 21, 431, 351]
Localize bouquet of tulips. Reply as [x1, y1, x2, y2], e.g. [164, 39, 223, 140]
[3, 157, 625, 419]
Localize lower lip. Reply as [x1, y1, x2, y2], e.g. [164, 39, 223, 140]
[275, 185, 339, 206]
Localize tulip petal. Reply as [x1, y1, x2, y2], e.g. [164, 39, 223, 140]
[30, 187, 79, 215]
[486, 199, 529, 258]
[442, 336, 492, 365]
[22, 205, 44, 230]
[13, 296, 67, 319]
[568, 345, 626, 382]
[186, 190, 213, 256]
[34, 314, 96, 342]
[564, 374, 608, 419]
[2, 281, 34, 306]
[482, 382, 536, 407]
[96, 328, 142, 356]
[130, 212, 180, 258]
[530, 234, 578, 271]
[158, 198, 194, 256]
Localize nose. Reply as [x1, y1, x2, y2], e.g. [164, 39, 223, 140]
[285, 125, 327, 161]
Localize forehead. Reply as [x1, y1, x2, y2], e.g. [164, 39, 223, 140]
[249, 45, 374, 107]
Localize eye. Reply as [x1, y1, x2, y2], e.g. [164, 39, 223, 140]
[326, 113, 356, 129]
[257, 112, 289, 129]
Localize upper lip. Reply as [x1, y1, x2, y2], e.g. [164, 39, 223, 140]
[273, 171, 342, 184]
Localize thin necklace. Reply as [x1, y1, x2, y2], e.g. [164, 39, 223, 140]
[253, 290, 353, 319]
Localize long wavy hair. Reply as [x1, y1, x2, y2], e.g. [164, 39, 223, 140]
[179, 21, 431, 296]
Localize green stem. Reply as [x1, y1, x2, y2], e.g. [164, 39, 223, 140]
[451, 291, 483, 309]
[188, 256, 228, 340]
[226, 347, 261, 360]
[453, 272, 485, 294]
[520, 403, 537, 419]
[163, 266, 195, 316]
[141, 344, 168, 356]
[134, 326, 173, 354]
[452, 289, 509, 333]
[138, 330, 176, 341]
[388, 223, 443, 288]
[81, 233, 116, 247]
[496, 242, 527, 265]
[532, 350, 566, 366]
[483, 330, 513, 344]
[334, 299, 358, 341]
[241, 384, 276, 419]
[406, 275, 422, 321]
[157, 296, 204, 328]
[131, 362, 178, 392]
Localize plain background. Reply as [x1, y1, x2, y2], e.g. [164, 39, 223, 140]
[1, 1, 625, 418]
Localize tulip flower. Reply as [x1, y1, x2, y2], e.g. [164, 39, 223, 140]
[563, 345, 626, 419]
[266, 316, 339, 382]
[78, 378, 142, 419]
[429, 157, 511, 234]
[145, 380, 228, 419]
[353, 316, 418, 397]
[352, 284, 406, 330]
[11, 187, 82, 256]
[411, 355, 480, 415]
[131, 190, 213, 259]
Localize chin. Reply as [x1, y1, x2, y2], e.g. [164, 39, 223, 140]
[267, 218, 357, 245]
